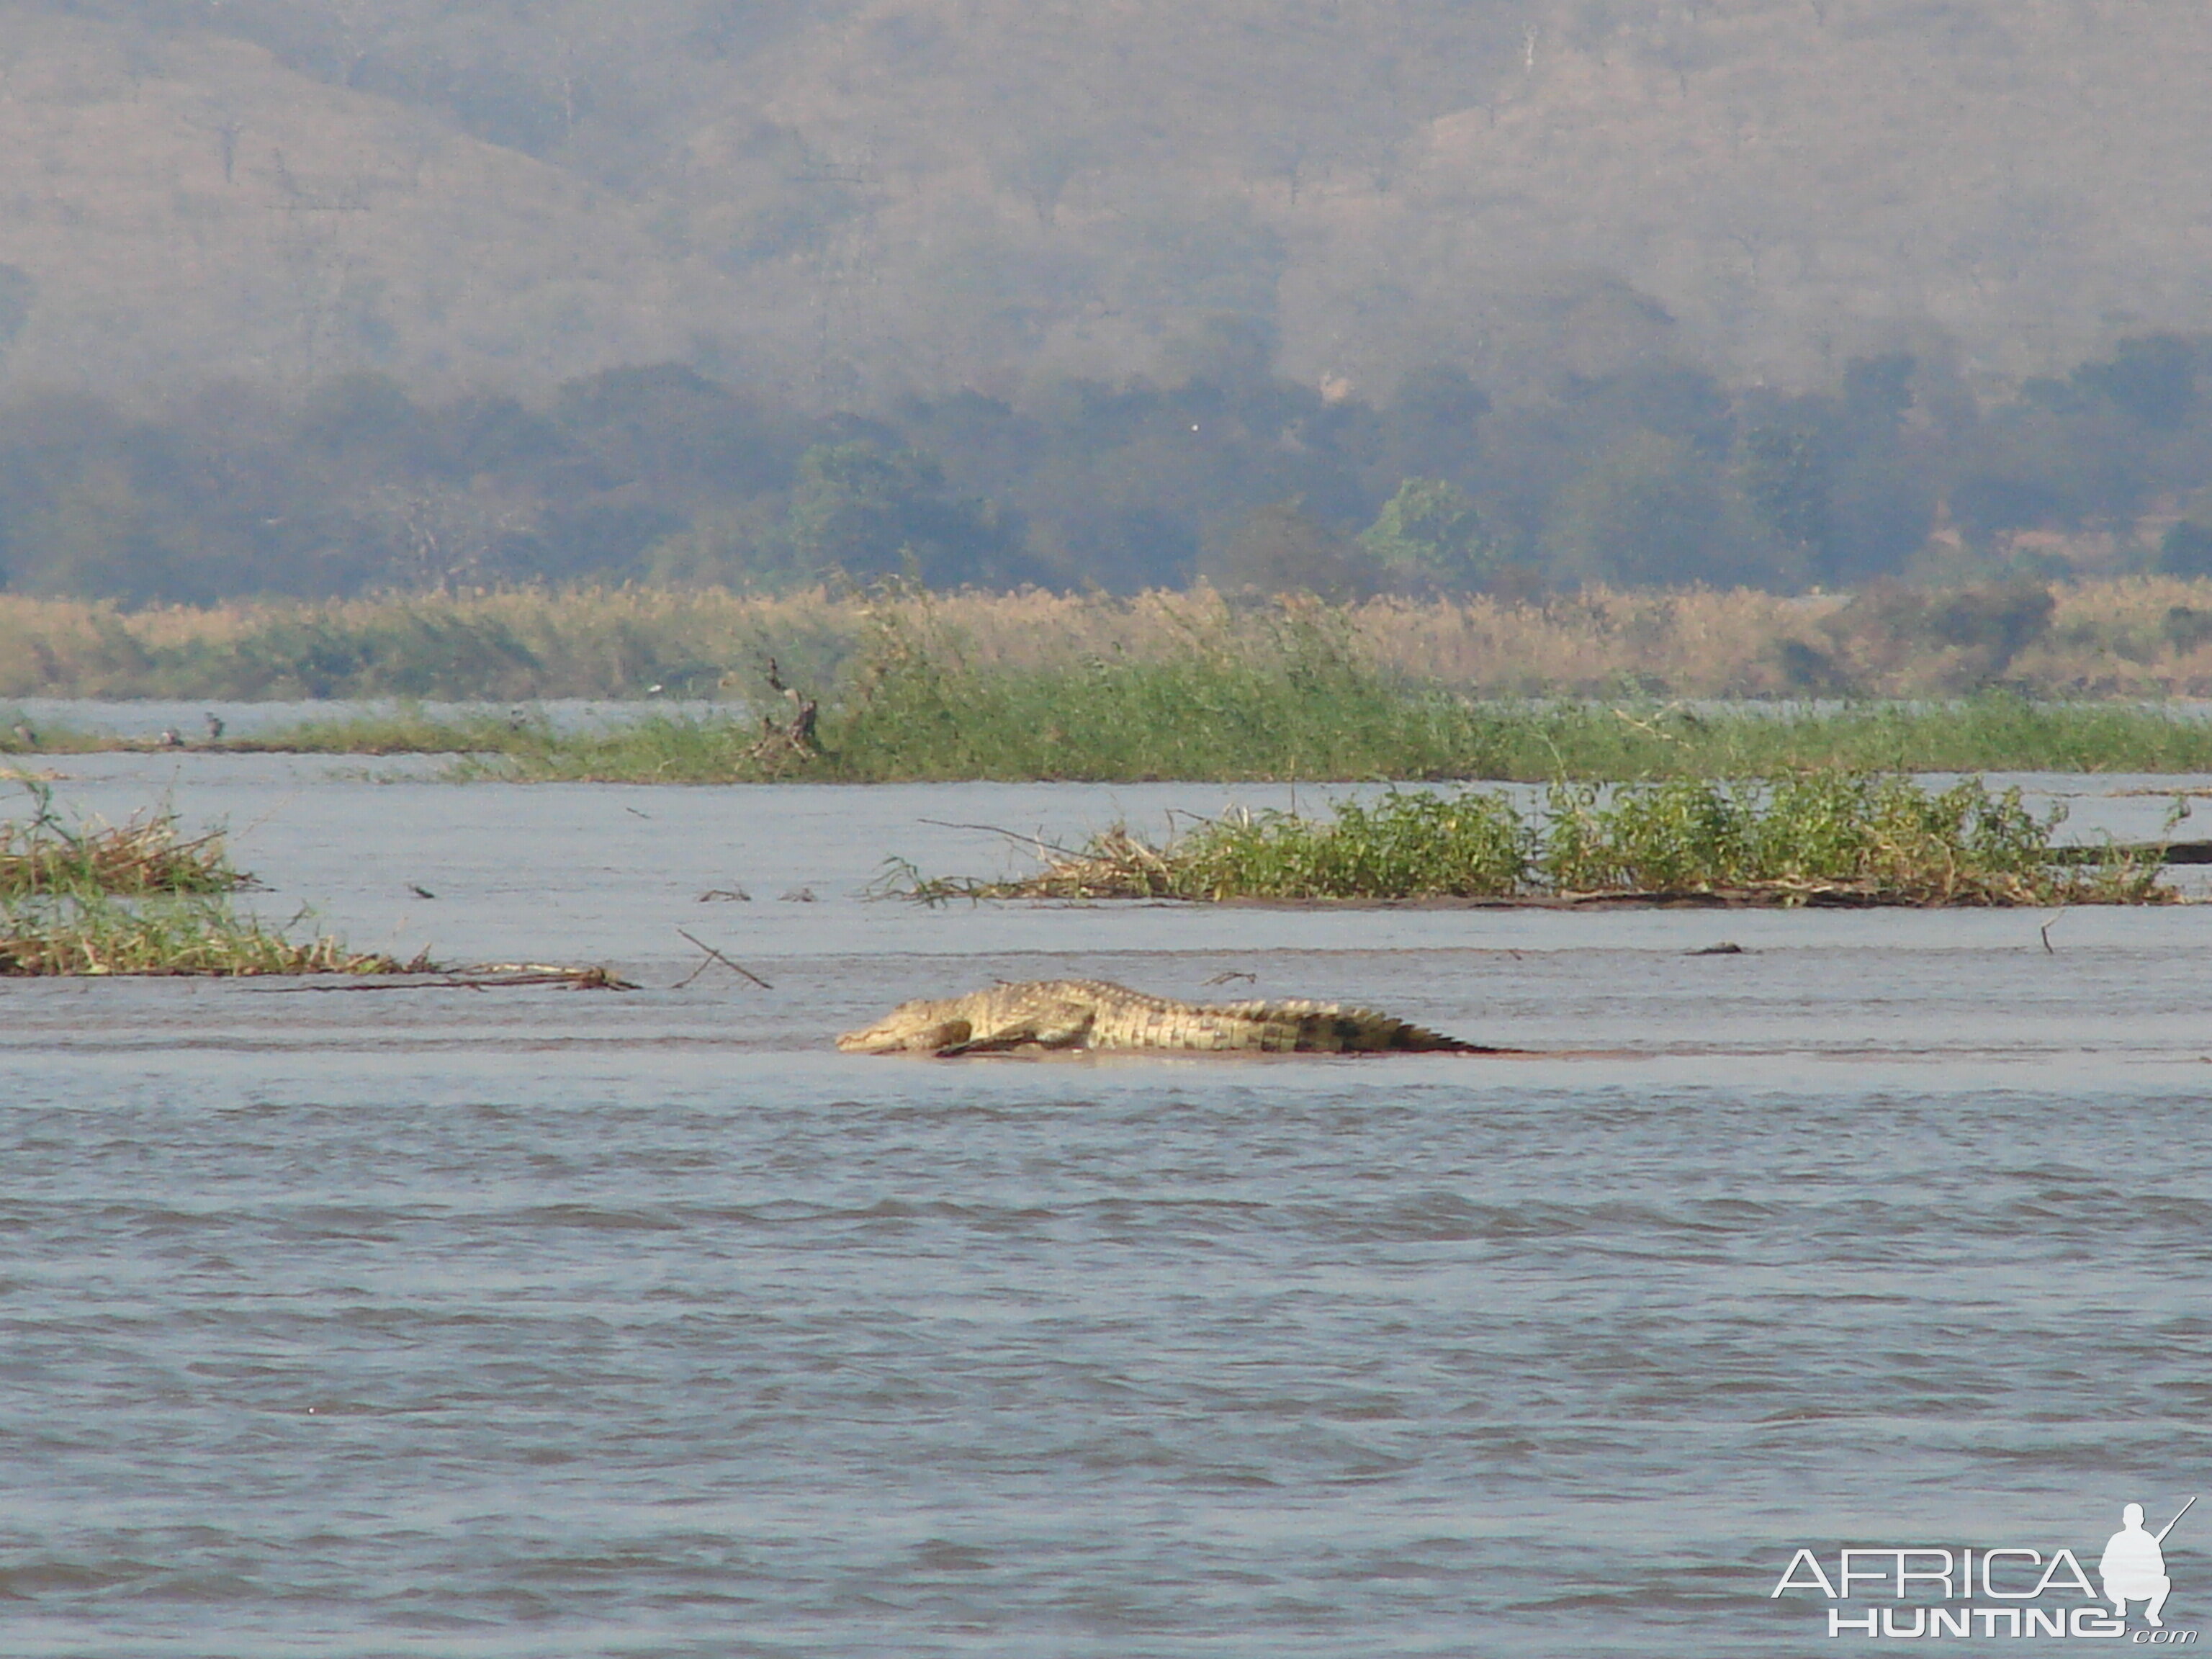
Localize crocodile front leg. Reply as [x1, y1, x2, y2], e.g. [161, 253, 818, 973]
[935, 999, 1098, 1054]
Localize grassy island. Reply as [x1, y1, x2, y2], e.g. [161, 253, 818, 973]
[889, 773, 2177, 908]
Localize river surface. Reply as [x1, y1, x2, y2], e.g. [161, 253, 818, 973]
[5, 753, 2212, 1657]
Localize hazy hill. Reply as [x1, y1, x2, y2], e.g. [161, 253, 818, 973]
[6, 0, 2212, 403]
[0, 12, 754, 392]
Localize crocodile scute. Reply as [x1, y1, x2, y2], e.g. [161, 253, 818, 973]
[835, 978, 1499, 1056]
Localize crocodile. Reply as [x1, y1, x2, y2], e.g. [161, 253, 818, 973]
[835, 978, 1501, 1056]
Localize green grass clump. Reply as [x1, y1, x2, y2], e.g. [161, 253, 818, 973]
[0, 784, 408, 976]
[898, 773, 2173, 907]
[0, 891, 410, 976]
[1152, 791, 1532, 899]
[1536, 772, 2164, 903]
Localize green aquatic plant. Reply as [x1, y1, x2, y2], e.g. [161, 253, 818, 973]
[1537, 772, 2163, 904]
[891, 773, 2175, 907]
[0, 891, 413, 977]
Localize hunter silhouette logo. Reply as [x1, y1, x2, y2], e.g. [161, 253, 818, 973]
[1771, 1496, 2198, 1641]
[2104, 1498, 2193, 1629]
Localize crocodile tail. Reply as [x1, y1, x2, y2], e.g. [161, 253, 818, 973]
[1331, 1010, 1501, 1053]
[1218, 999, 1499, 1053]
[1375, 1019, 1503, 1053]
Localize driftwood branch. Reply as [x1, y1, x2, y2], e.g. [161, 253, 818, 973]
[916, 818, 1084, 858]
[747, 656, 819, 766]
[674, 927, 773, 989]
[255, 963, 637, 992]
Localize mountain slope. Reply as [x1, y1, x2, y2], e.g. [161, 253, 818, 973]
[0, 12, 745, 392]
[7, 0, 2212, 401]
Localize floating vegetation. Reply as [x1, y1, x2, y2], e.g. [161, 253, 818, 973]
[0, 893, 419, 977]
[0, 782, 402, 975]
[0, 783, 248, 897]
[889, 773, 2178, 908]
[0, 784, 640, 981]
[257, 965, 640, 992]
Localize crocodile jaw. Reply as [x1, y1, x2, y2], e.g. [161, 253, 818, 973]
[835, 999, 972, 1053]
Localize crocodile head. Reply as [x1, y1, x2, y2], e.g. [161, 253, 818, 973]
[835, 997, 974, 1054]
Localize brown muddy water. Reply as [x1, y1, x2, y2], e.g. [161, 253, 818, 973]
[6, 752, 2212, 1657]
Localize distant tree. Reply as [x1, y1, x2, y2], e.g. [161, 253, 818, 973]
[1740, 421, 1833, 569]
[1544, 433, 1766, 588]
[1358, 478, 1495, 590]
[294, 372, 439, 475]
[2072, 335, 2199, 430]
[0, 392, 224, 601]
[641, 502, 793, 590]
[1161, 313, 1280, 397]
[1573, 362, 1736, 459]
[1842, 353, 1916, 431]
[2160, 520, 2212, 578]
[1376, 364, 1489, 485]
[1393, 365, 1490, 433]
[786, 439, 1025, 587]
[427, 395, 587, 488]
[526, 501, 689, 584]
[1948, 472, 2074, 550]
[552, 362, 799, 495]
[359, 481, 548, 591]
[1482, 270, 1678, 387]
[1204, 498, 1377, 599]
[1825, 444, 1938, 583]
[1737, 361, 1941, 585]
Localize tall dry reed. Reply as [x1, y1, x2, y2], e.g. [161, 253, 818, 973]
[9, 578, 2212, 702]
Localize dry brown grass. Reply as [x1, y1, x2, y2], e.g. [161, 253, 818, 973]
[9, 577, 2212, 703]
[793, 578, 2212, 696]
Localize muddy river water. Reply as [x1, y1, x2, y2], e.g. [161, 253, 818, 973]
[4, 749, 2212, 1656]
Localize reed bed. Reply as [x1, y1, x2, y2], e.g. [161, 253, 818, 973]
[423, 598, 2212, 783]
[16, 585, 2212, 781]
[10, 577, 2212, 703]
[0, 588, 860, 703]
[446, 678, 2212, 788]
[892, 774, 2175, 907]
